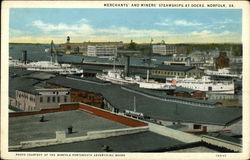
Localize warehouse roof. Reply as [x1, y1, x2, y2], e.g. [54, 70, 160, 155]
[46, 76, 242, 126]
[20, 131, 184, 152]
[9, 68, 35, 77]
[206, 133, 242, 144]
[25, 72, 56, 80]
[9, 110, 128, 146]
[153, 65, 195, 72]
[9, 76, 40, 97]
[9, 68, 58, 97]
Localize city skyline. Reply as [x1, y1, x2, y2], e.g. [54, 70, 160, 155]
[10, 8, 242, 44]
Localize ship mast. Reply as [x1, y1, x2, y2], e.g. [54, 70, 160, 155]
[50, 40, 58, 64]
[148, 38, 153, 66]
[50, 40, 53, 63]
[133, 96, 136, 112]
[146, 70, 149, 82]
[113, 57, 116, 71]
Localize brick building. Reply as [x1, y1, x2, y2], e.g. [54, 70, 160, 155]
[173, 87, 206, 100]
[48, 80, 104, 109]
[215, 52, 230, 69]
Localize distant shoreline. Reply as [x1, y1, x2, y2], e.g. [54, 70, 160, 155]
[9, 42, 242, 45]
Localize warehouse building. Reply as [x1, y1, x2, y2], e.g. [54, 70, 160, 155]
[150, 65, 204, 78]
[87, 46, 117, 57]
[152, 44, 177, 56]
[9, 68, 71, 111]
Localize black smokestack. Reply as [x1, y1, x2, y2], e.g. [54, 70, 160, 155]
[22, 50, 27, 64]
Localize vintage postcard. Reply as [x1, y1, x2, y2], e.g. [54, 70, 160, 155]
[1, 0, 250, 160]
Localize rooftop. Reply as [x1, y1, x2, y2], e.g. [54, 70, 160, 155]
[9, 110, 129, 146]
[9, 68, 35, 78]
[20, 131, 185, 152]
[206, 133, 242, 144]
[47, 76, 242, 126]
[25, 72, 56, 80]
[9, 76, 40, 97]
[153, 65, 195, 72]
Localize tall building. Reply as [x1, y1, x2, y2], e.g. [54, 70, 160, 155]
[152, 44, 177, 55]
[87, 46, 117, 57]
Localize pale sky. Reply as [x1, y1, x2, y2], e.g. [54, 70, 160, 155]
[10, 8, 242, 44]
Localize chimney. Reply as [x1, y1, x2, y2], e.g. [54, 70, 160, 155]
[101, 145, 111, 152]
[22, 50, 27, 64]
[40, 115, 45, 122]
[68, 125, 73, 134]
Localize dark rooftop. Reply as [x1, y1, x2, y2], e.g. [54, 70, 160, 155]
[9, 76, 40, 97]
[206, 133, 242, 144]
[47, 76, 242, 126]
[9, 110, 128, 146]
[9, 68, 58, 97]
[25, 72, 56, 80]
[9, 68, 35, 78]
[153, 65, 195, 72]
[20, 131, 184, 152]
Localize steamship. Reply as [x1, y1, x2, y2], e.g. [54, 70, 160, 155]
[205, 68, 242, 79]
[26, 60, 83, 75]
[96, 69, 138, 85]
[10, 41, 83, 75]
[96, 69, 176, 90]
[166, 76, 235, 94]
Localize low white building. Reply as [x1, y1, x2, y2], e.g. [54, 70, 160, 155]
[87, 46, 117, 57]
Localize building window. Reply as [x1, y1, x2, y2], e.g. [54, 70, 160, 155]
[40, 97, 43, 103]
[47, 97, 50, 103]
[52, 96, 55, 103]
[193, 124, 201, 129]
[64, 96, 67, 102]
[57, 97, 60, 102]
